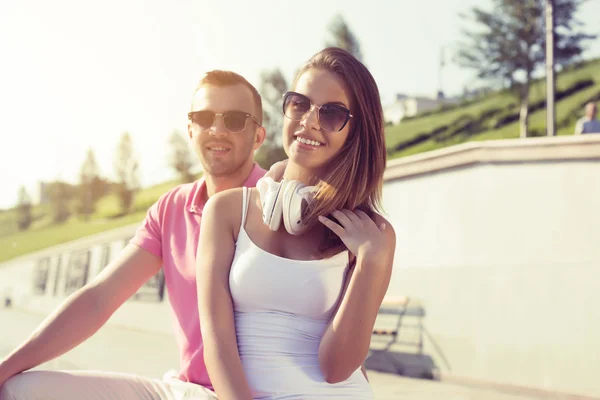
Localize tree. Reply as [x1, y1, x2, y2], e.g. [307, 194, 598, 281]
[168, 130, 196, 183]
[255, 68, 289, 169]
[16, 186, 33, 231]
[456, 0, 596, 137]
[78, 148, 102, 219]
[46, 181, 75, 223]
[325, 14, 364, 63]
[114, 132, 140, 215]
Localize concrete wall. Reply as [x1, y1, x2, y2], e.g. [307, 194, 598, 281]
[381, 135, 600, 397]
[0, 224, 175, 336]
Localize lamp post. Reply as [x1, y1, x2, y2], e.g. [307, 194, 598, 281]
[546, 0, 556, 136]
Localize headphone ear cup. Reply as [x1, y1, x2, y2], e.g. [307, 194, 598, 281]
[283, 180, 314, 235]
[258, 177, 315, 234]
[282, 180, 302, 235]
[257, 177, 284, 231]
[269, 180, 286, 231]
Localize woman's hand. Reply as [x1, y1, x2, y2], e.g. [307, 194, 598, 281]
[316, 209, 395, 382]
[318, 210, 388, 266]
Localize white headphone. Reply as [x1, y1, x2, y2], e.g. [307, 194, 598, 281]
[256, 177, 316, 235]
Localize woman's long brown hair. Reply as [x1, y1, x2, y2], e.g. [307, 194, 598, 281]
[293, 47, 387, 257]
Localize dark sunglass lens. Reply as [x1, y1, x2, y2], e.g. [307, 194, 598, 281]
[283, 93, 310, 120]
[224, 111, 248, 132]
[319, 105, 349, 131]
[192, 111, 215, 129]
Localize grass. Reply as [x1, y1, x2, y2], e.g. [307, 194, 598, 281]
[2, 58, 600, 263]
[0, 211, 147, 262]
[0, 180, 181, 263]
[94, 180, 181, 219]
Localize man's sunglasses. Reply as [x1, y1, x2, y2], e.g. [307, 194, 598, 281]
[187, 110, 260, 133]
[282, 91, 353, 132]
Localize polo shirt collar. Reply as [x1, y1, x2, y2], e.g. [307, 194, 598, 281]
[186, 178, 207, 215]
[186, 163, 263, 215]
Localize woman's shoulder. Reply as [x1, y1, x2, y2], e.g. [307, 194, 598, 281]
[203, 187, 248, 226]
[369, 211, 390, 225]
[370, 211, 396, 246]
[205, 187, 245, 208]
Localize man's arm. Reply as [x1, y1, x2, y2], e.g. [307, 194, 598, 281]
[0, 244, 162, 386]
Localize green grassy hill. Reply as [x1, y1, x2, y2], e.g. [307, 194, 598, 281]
[0, 180, 180, 262]
[2, 58, 599, 263]
[385, 58, 600, 159]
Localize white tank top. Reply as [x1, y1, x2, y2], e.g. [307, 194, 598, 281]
[228, 187, 373, 399]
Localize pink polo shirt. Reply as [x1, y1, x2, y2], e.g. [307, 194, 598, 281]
[130, 163, 266, 388]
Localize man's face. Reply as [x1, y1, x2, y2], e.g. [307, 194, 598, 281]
[586, 103, 597, 119]
[188, 84, 265, 177]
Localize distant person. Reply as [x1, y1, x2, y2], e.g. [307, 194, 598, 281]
[574, 102, 600, 135]
[0, 70, 282, 399]
[197, 47, 395, 399]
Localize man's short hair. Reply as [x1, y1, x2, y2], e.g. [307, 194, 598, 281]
[193, 70, 263, 124]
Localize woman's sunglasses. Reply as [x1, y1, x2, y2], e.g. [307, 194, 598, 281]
[282, 91, 353, 132]
[187, 110, 260, 133]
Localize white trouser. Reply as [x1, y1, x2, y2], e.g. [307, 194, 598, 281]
[0, 370, 217, 400]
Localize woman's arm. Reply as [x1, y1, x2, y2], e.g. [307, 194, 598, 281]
[196, 190, 253, 400]
[317, 210, 396, 384]
[361, 363, 369, 382]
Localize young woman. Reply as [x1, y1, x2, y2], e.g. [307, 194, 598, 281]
[196, 47, 395, 399]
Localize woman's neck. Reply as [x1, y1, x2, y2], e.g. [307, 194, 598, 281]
[282, 162, 319, 186]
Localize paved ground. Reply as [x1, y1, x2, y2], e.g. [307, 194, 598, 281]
[0, 307, 565, 400]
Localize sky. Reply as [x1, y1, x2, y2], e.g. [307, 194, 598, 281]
[1, 0, 599, 209]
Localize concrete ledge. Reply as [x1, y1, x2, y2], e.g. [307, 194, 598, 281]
[438, 372, 600, 400]
[1, 222, 139, 266]
[385, 135, 600, 181]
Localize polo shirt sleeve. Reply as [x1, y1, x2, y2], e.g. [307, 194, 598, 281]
[574, 119, 583, 135]
[130, 195, 164, 259]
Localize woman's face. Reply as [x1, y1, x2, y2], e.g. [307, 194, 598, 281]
[282, 68, 353, 172]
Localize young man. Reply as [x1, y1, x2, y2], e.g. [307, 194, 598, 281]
[0, 70, 272, 399]
[574, 102, 600, 135]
